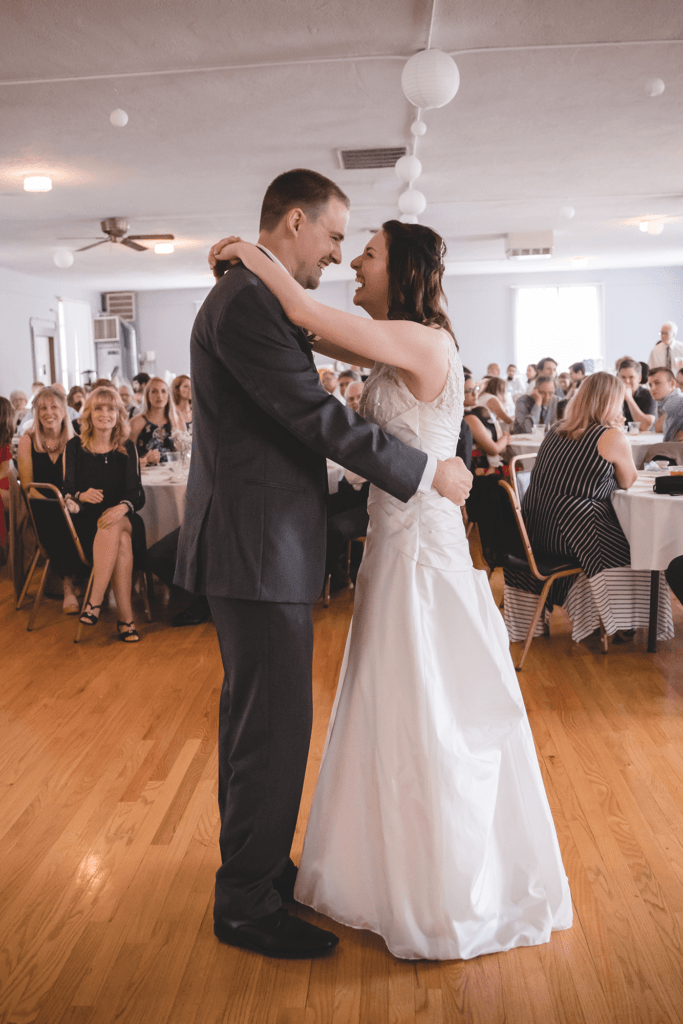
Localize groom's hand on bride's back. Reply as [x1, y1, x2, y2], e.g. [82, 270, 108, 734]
[433, 457, 473, 507]
[209, 236, 243, 279]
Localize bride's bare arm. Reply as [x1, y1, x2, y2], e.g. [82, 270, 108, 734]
[214, 240, 444, 379]
[310, 335, 374, 369]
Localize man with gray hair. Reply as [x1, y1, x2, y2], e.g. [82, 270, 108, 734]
[648, 321, 683, 371]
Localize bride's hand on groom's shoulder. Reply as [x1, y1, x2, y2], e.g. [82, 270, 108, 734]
[433, 457, 473, 507]
[208, 236, 243, 279]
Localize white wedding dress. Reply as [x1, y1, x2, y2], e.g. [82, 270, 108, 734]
[294, 335, 572, 960]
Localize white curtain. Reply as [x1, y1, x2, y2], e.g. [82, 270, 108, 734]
[57, 299, 95, 389]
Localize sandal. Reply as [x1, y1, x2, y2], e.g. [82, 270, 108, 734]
[79, 602, 102, 626]
[117, 620, 140, 643]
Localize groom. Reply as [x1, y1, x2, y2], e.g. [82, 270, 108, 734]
[175, 168, 472, 959]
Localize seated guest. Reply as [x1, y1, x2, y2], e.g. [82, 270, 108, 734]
[505, 364, 524, 400]
[535, 357, 565, 398]
[118, 384, 137, 418]
[557, 372, 571, 395]
[63, 386, 146, 641]
[524, 363, 538, 391]
[677, 368, 683, 390]
[132, 372, 150, 396]
[67, 386, 85, 414]
[9, 390, 28, 432]
[463, 375, 511, 474]
[486, 362, 501, 378]
[563, 362, 586, 400]
[327, 467, 370, 590]
[16, 385, 78, 612]
[130, 377, 183, 465]
[477, 377, 513, 426]
[337, 369, 360, 400]
[344, 380, 363, 413]
[172, 374, 193, 432]
[147, 526, 211, 625]
[618, 359, 655, 430]
[513, 376, 558, 434]
[556, 398, 568, 422]
[648, 367, 683, 440]
[320, 369, 338, 395]
[504, 372, 673, 644]
[0, 397, 12, 545]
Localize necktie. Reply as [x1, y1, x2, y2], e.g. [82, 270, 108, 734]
[666, 345, 672, 370]
[539, 405, 546, 425]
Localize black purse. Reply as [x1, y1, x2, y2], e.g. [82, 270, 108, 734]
[653, 475, 683, 495]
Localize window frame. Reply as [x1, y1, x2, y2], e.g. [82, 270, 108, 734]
[511, 282, 606, 372]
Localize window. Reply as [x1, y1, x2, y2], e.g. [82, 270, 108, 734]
[513, 284, 604, 373]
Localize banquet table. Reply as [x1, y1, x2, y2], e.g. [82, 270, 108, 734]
[508, 432, 661, 468]
[139, 467, 188, 547]
[611, 471, 683, 651]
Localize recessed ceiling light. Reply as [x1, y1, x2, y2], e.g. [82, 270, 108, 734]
[571, 256, 590, 266]
[647, 221, 664, 235]
[639, 221, 649, 232]
[154, 242, 174, 254]
[24, 176, 52, 192]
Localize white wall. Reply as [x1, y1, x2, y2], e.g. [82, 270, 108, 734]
[132, 265, 683, 381]
[0, 266, 99, 396]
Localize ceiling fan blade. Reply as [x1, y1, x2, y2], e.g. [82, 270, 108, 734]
[75, 239, 109, 252]
[58, 235, 102, 240]
[121, 239, 148, 251]
[126, 234, 175, 241]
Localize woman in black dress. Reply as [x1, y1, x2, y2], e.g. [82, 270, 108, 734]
[463, 375, 511, 474]
[129, 376, 183, 465]
[16, 386, 79, 611]
[63, 386, 145, 641]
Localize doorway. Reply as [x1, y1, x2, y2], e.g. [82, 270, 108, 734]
[33, 335, 56, 384]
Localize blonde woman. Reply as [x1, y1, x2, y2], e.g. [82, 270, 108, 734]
[171, 374, 192, 431]
[129, 377, 183, 465]
[17, 386, 79, 612]
[503, 372, 673, 643]
[63, 387, 145, 641]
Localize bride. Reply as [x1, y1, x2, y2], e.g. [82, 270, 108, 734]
[211, 221, 572, 961]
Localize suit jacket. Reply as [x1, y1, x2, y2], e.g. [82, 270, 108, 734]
[175, 265, 427, 602]
[512, 393, 558, 435]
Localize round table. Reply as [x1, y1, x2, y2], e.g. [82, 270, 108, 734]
[508, 432, 661, 468]
[140, 468, 188, 547]
[611, 471, 683, 650]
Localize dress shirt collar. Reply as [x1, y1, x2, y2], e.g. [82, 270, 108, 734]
[256, 243, 288, 274]
[662, 387, 683, 412]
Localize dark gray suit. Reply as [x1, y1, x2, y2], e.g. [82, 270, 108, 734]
[175, 264, 427, 923]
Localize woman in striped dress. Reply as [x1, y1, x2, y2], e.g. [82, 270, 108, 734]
[504, 372, 674, 643]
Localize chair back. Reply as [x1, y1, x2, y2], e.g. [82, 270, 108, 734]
[509, 453, 537, 504]
[642, 441, 683, 467]
[497, 479, 547, 580]
[22, 483, 90, 568]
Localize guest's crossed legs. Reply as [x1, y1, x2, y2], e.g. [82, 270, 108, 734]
[208, 597, 314, 923]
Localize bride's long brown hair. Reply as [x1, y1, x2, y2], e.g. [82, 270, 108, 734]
[382, 220, 457, 347]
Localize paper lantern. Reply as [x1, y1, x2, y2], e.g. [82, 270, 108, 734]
[398, 189, 427, 216]
[401, 49, 460, 110]
[110, 108, 129, 127]
[53, 249, 74, 268]
[560, 205, 575, 220]
[410, 119, 427, 137]
[645, 79, 665, 97]
[394, 155, 422, 183]
[399, 214, 419, 224]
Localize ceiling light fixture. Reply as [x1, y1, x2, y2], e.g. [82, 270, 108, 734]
[647, 221, 664, 235]
[645, 78, 665, 97]
[154, 242, 174, 254]
[53, 249, 74, 268]
[110, 108, 129, 127]
[559, 205, 575, 220]
[24, 176, 52, 192]
[639, 221, 650, 232]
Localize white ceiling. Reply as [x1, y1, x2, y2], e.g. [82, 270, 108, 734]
[2, 0, 683, 291]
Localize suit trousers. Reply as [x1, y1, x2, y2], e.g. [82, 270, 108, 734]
[208, 596, 314, 922]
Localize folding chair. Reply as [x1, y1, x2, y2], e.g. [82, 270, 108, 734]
[641, 441, 683, 468]
[509, 453, 537, 504]
[497, 479, 593, 670]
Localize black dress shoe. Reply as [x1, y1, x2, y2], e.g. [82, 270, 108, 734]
[273, 859, 300, 905]
[171, 597, 211, 626]
[214, 907, 339, 959]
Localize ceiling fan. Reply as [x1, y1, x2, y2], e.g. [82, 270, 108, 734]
[58, 217, 174, 252]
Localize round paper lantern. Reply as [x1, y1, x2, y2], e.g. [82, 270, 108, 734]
[410, 119, 427, 137]
[399, 214, 419, 224]
[110, 108, 129, 127]
[645, 78, 665, 97]
[401, 49, 460, 110]
[647, 220, 664, 235]
[560, 205, 575, 220]
[53, 249, 74, 268]
[398, 189, 427, 216]
[394, 154, 422, 183]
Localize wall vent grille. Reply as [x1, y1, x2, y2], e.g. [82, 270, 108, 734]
[93, 315, 120, 342]
[103, 291, 136, 322]
[337, 147, 407, 170]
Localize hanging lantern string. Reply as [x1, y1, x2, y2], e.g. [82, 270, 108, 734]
[426, 0, 437, 51]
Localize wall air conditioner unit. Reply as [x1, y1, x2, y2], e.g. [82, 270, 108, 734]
[103, 291, 137, 322]
[94, 315, 121, 342]
[93, 315, 139, 380]
[506, 231, 553, 260]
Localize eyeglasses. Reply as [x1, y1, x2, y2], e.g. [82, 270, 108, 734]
[464, 386, 479, 394]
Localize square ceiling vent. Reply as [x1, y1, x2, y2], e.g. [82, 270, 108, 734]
[337, 147, 407, 170]
[506, 231, 553, 260]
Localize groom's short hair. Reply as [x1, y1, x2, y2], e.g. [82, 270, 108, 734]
[260, 169, 350, 232]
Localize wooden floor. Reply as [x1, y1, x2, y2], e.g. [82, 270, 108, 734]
[2, 555, 683, 1024]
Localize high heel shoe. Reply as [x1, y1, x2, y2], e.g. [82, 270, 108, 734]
[79, 601, 102, 626]
[117, 620, 140, 643]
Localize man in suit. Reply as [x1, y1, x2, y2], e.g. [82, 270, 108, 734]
[513, 375, 559, 434]
[175, 169, 471, 960]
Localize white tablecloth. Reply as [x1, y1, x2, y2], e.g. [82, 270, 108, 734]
[140, 469, 187, 547]
[611, 472, 683, 571]
[507, 432, 660, 469]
